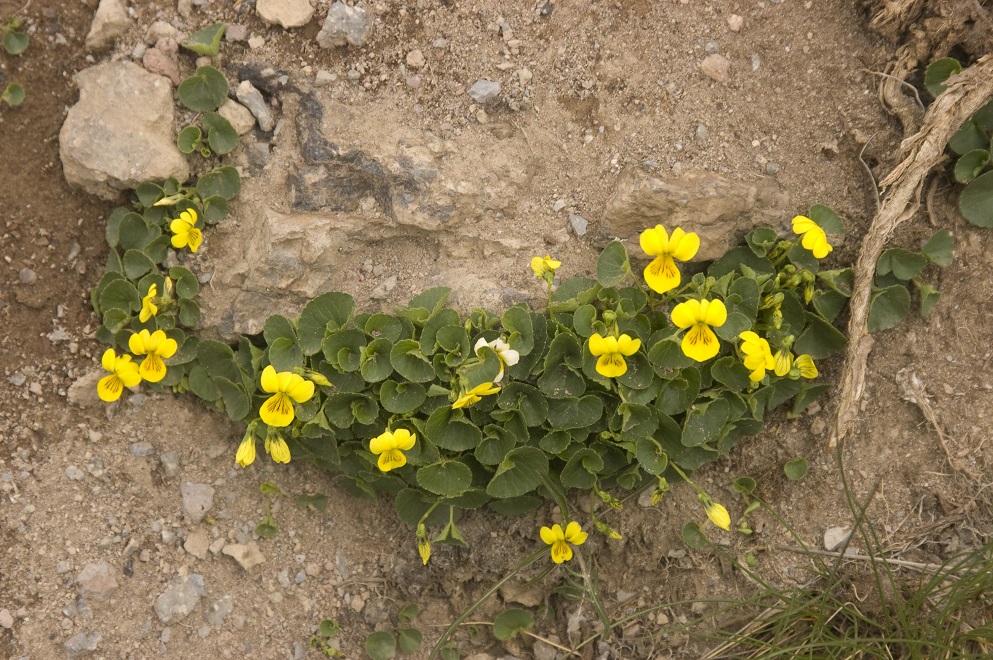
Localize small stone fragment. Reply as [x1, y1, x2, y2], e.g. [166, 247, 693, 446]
[824, 526, 851, 552]
[65, 632, 101, 659]
[226, 24, 248, 42]
[205, 595, 234, 627]
[727, 14, 744, 32]
[19, 268, 36, 284]
[317, 1, 374, 48]
[130, 442, 155, 457]
[66, 466, 85, 481]
[517, 68, 533, 85]
[218, 99, 256, 135]
[144, 21, 178, 45]
[0, 609, 13, 629]
[142, 47, 181, 85]
[85, 0, 132, 52]
[468, 79, 501, 104]
[370, 275, 397, 300]
[184, 529, 210, 560]
[181, 482, 215, 523]
[67, 371, 104, 407]
[257, 0, 315, 29]
[700, 54, 731, 84]
[406, 49, 425, 69]
[236, 81, 275, 132]
[76, 562, 118, 601]
[160, 451, 181, 478]
[154, 575, 205, 624]
[315, 69, 336, 86]
[222, 542, 265, 570]
[568, 213, 589, 236]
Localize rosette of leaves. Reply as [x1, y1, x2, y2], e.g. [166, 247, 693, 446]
[152, 206, 852, 546]
[926, 57, 993, 227]
[868, 229, 953, 332]
[176, 65, 239, 157]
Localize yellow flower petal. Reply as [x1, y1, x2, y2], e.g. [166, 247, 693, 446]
[681, 324, 720, 362]
[370, 430, 395, 455]
[261, 393, 295, 427]
[644, 255, 681, 294]
[260, 365, 279, 394]
[394, 429, 416, 451]
[564, 521, 587, 545]
[101, 348, 116, 372]
[540, 525, 561, 545]
[669, 228, 700, 262]
[377, 448, 407, 472]
[670, 299, 700, 329]
[269, 436, 291, 464]
[705, 501, 732, 531]
[795, 354, 818, 379]
[235, 436, 256, 467]
[588, 333, 609, 357]
[97, 374, 125, 402]
[774, 350, 793, 377]
[791, 215, 817, 235]
[639, 225, 668, 257]
[128, 329, 149, 355]
[617, 334, 641, 356]
[596, 354, 627, 378]
[187, 227, 203, 253]
[550, 540, 573, 563]
[287, 378, 315, 403]
[701, 299, 728, 327]
[138, 354, 168, 383]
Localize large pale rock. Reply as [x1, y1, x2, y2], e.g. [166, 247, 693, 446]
[85, 0, 132, 52]
[317, 1, 374, 47]
[60, 62, 189, 200]
[602, 170, 789, 260]
[257, 0, 315, 29]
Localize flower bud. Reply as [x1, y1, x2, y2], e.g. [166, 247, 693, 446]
[594, 521, 623, 540]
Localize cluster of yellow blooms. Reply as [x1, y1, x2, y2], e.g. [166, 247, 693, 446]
[96, 329, 179, 401]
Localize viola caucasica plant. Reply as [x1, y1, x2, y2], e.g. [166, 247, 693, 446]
[92, 142, 851, 563]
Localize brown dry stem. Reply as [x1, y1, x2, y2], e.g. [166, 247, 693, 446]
[831, 55, 993, 449]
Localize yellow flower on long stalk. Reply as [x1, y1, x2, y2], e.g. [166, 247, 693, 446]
[96, 348, 142, 402]
[640, 225, 700, 294]
[264, 428, 291, 464]
[139, 283, 158, 323]
[128, 329, 178, 383]
[530, 254, 561, 280]
[370, 428, 417, 472]
[699, 493, 731, 531]
[452, 382, 501, 409]
[792, 215, 833, 259]
[671, 298, 727, 362]
[540, 521, 588, 564]
[170, 208, 203, 253]
[259, 365, 315, 427]
[588, 333, 641, 378]
[738, 331, 775, 382]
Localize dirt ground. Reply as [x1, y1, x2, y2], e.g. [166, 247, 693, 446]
[1, 1, 991, 659]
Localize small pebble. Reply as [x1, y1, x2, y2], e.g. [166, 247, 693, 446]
[727, 14, 744, 32]
[764, 162, 780, 175]
[65, 466, 85, 481]
[130, 442, 155, 457]
[19, 268, 36, 284]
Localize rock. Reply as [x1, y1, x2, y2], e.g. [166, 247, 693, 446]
[236, 81, 274, 132]
[60, 62, 189, 200]
[222, 542, 265, 570]
[85, 0, 132, 52]
[696, 123, 710, 141]
[66, 466, 85, 481]
[499, 581, 544, 608]
[517, 68, 533, 85]
[142, 47, 180, 85]
[76, 562, 118, 601]
[824, 526, 851, 552]
[65, 632, 101, 658]
[226, 24, 248, 42]
[205, 595, 233, 627]
[699, 54, 731, 84]
[257, 0, 315, 29]
[370, 275, 397, 300]
[68, 370, 104, 406]
[18, 268, 36, 284]
[144, 21, 178, 45]
[468, 79, 501, 104]
[601, 169, 789, 260]
[177, 0, 192, 18]
[317, 2, 374, 48]
[533, 637, 558, 660]
[130, 442, 155, 457]
[405, 49, 425, 69]
[218, 99, 256, 135]
[568, 213, 589, 236]
[727, 14, 744, 32]
[154, 575, 205, 623]
[160, 451, 181, 478]
[248, 35, 266, 49]
[184, 529, 210, 559]
[0, 608, 13, 629]
[181, 483, 214, 522]
[315, 70, 336, 86]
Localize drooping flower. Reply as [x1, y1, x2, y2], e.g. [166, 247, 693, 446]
[170, 208, 203, 253]
[738, 331, 775, 382]
[128, 329, 178, 383]
[452, 382, 501, 409]
[699, 493, 731, 531]
[235, 434, 256, 468]
[792, 215, 833, 259]
[671, 298, 727, 362]
[370, 428, 417, 472]
[540, 521, 588, 564]
[794, 354, 818, 379]
[530, 254, 561, 280]
[640, 225, 700, 294]
[139, 283, 158, 323]
[588, 333, 641, 378]
[474, 337, 520, 382]
[259, 365, 315, 427]
[264, 429, 291, 464]
[96, 348, 142, 402]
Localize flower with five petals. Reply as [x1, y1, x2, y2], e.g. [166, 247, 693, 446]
[792, 215, 832, 259]
[170, 208, 203, 253]
[671, 298, 727, 362]
[96, 348, 142, 402]
[588, 333, 641, 378]
[128, 329, 178, 383]
[259, 365, 315, 427]
[540, 521, 588, 564]
[738, 331, 775, 382]
[530, 254, 561, 281]
[640, 225, 700, 294]
[370, 429, 417, 472]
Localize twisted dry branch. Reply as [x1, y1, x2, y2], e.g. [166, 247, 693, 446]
[831, 55, 993, 448]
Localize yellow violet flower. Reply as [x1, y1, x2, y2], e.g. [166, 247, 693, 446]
[235, 435, 256, 468]
[128, 329, 178, 383]
[773, 349, 792, 377]
[794, 354, 818, 379]
[671, 298, 727, 362]
[640, 225, 700, 294]
[96, 348, 142, 402]
[260, 365, 315, 427]
[417, 523, 431, 565]
[170, 208, 203, 253]
[540, 521, 588, 564]
[738, 331, 775, 382]
[699, 494, 731, 531]
[474, 337, 520, 382]
[139, 283, 158, 323]
[370, 428, 417, 472]
[792, 215, 833, 259]
[264, 429, 291, 464]
[588, 333, 641, 378]
[530, 254, 561, 280]
[452, 382, 501, 409]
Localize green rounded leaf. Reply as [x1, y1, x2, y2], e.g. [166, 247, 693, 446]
[364, 631, 397, 660]
[924, 57, 962, 96]
[204, 112, 239, 155]
[168, 266, 199, 299]
[492, 608, 534, 641]
[416, 460, 472, 497]
[360, 338, 394, 382]
[922, 229, 954, 267]
[181, 22, 226, 56]
[949, 121, 988, 156]
[178, 65, 228, 112]
[178, 299, 201, 327]
[196, 165, 242, 200]
[269, 336, 303, 371]
[380, 379, 426, 414]
[99, 279, 141, 313]
[1, 82, 25, 106]
[202, 195, 229, 224]
[596, 240, 631, 287]
[298, 292, 355, 355]
[954, 149, 990, 184]
[397, 628, 422, 654]
[809, 204, 845, 235]
[916, 281, 941, 317]
[682, 521, 707, 549]
[867, 285, 911, 333]
[390, 339, 436, 383]
[635, 437, 668, 475]
[876, 248, 927, 281]
[784, 457, 809, 481]
[486, 447, 548, 498]
[794, 313, 847, 358]
[3, 30, 28, 55]
[122, 249, 155, 279]
[177, 125, 202, 154]
[733, 476, 757, 494]
[426, 408, 482, 451]
[119, 213, 159, 251]
[959, 170, 993, 227]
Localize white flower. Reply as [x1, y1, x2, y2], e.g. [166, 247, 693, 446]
[473, 337, 520, 382]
